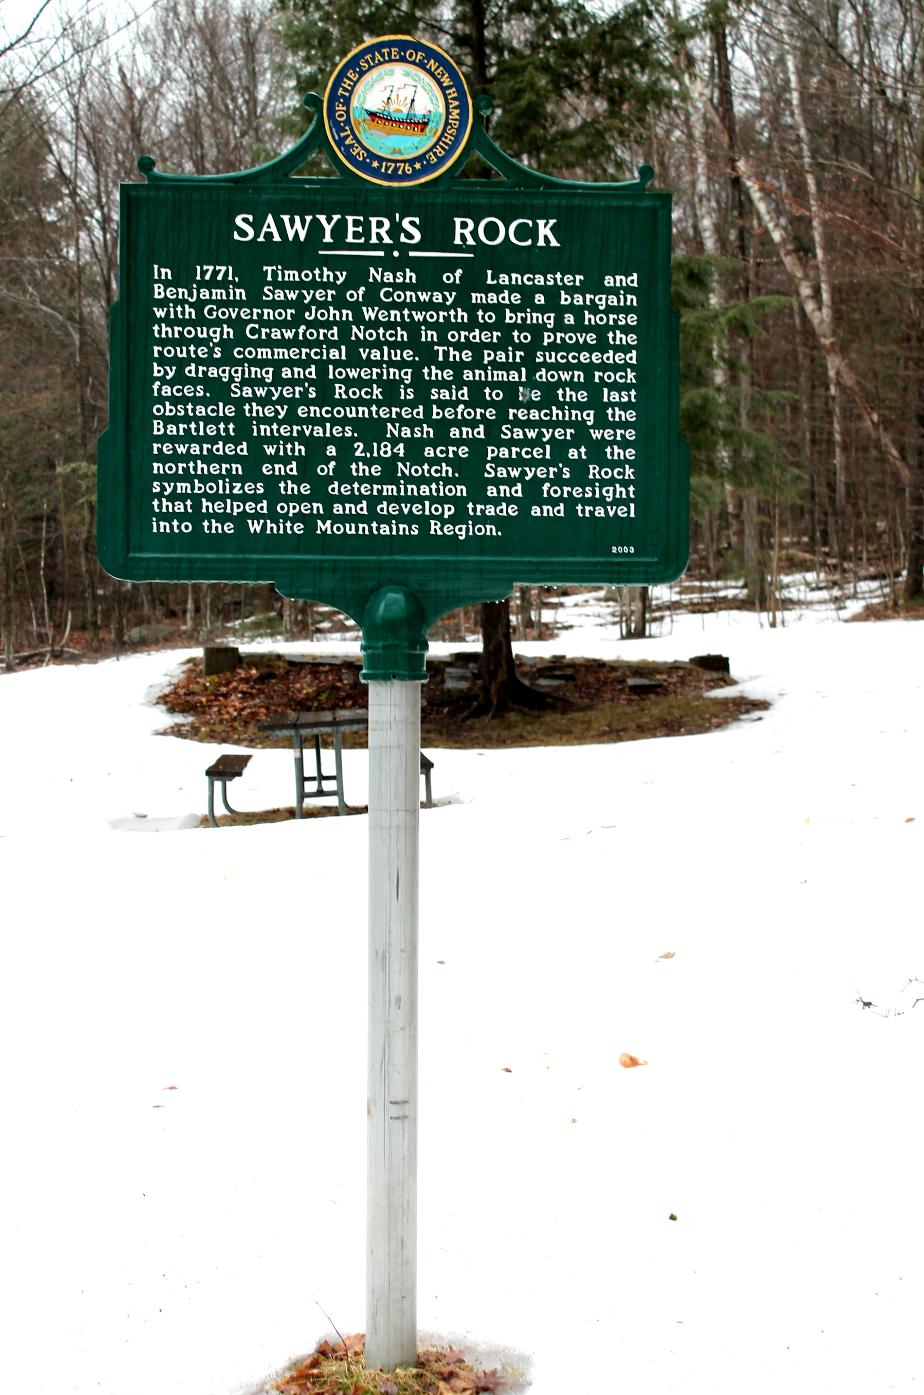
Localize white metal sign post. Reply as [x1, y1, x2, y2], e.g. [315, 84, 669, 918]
[361, 589, 428, 1371]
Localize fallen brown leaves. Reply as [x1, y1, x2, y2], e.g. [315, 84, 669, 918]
[849, 600, 924, 623]
[424, 1350, 504, 1393]
[159, 656, 366, 744]
[278, 1353, 321, 1390]
[274, 1337, 505, 1395]
[155, 652, 767, 752]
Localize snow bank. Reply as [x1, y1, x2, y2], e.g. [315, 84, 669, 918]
[1, 607, 921, 1394]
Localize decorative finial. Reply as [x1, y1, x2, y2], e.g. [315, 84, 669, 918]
[137, 154, 156, 178]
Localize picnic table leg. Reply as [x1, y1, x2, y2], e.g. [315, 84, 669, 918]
[207, 777, 218, 829]
[333, 727, 348, 814]
[293, 731, 304, 819]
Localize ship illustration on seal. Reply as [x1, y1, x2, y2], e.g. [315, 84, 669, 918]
[360, 83, 431, 138]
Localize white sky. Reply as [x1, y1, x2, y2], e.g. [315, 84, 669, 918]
[0, 0, 157, 61]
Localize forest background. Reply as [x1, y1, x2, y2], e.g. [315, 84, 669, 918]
[2, 0, 922, 674]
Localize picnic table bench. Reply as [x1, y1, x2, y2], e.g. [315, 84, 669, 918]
[205, 713, 436, 825]
[205, 753, 252, 828]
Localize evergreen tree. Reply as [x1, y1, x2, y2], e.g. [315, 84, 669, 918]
[275, 0, 680, 709]
[672, 254, 796, 527]
[276, 0, 675, 178]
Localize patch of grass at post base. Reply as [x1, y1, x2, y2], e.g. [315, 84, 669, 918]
[272, 1334, 509, 1394]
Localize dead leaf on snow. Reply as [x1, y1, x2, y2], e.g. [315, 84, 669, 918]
[474, 1373, 505, 1392]
[619, 1053, 648, 1069]
[316, 1333, 364, 1358]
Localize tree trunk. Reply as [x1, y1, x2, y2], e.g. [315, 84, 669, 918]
[768, 496, 784, 628]
[468, 0, 490, 90]
[515, 584, 533, 638]
[82, 499, 100, 648]
[3, 507, 15, 672]
[783, 14, 849, 551]
[111, 579, 124, 654]
[743, 490, 768, 609]
[905, 476, 924, 604]
[702, 91, 911, 492]
[688, 65, 737, 537]
[466, 599, 549, 718]
[627, 585, 648, 637]
[740, 210, 769, 608]
[39, 499, 54, 656]
[904, 303, 924, 604]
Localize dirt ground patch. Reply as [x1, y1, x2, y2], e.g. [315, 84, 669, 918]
[849, 598, 924, 622]
[159, 651, 768, 750]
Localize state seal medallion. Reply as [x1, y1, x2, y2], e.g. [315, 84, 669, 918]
[324, 36, 472, 186]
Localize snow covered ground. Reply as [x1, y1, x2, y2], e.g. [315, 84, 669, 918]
[1, 597, 921, 1395]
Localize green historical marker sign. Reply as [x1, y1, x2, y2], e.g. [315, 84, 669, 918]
[97, 37, 690, 1376]
[97, 44, 688, 642]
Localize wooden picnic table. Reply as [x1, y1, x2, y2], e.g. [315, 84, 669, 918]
[258, 708, 367, 816]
